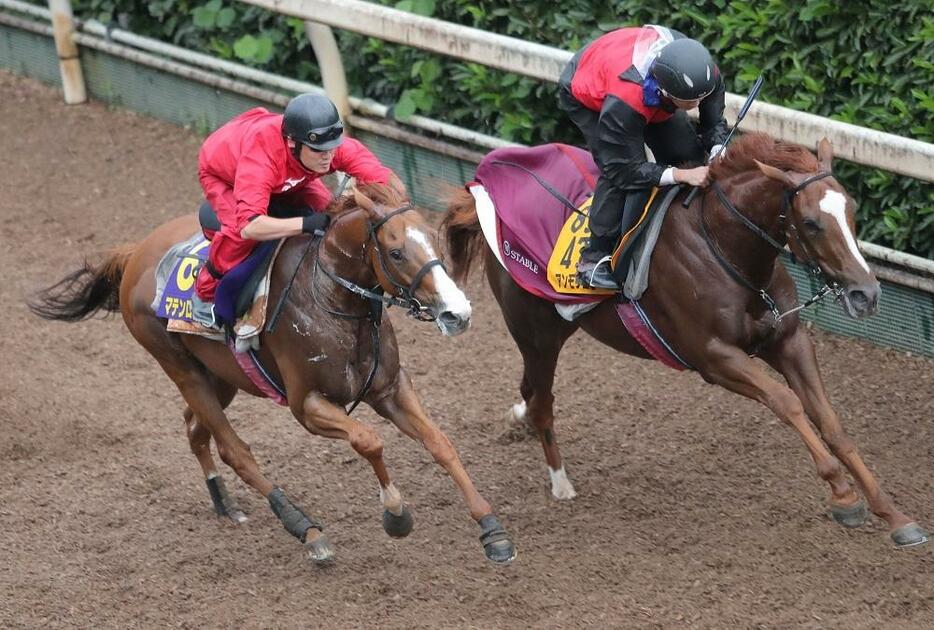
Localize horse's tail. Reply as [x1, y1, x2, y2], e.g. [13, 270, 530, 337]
[28, 244, 136, 322]
[442, 187, 486, 284]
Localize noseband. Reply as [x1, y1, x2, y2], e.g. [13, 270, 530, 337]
[700, 171, 843, 329]
[267, 201, 448, 414]
[367, 204, 447, 321]
[314, 203, 446, 322]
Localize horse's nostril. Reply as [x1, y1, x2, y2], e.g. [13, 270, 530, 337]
[439, 311, 461, 328]
[848, 290, 869, 310]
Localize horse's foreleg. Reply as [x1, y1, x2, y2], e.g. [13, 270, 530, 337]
[298, 391, 415, 542]
[372, 371, 516, 564]
[764, 330, 927, 547]
[700, 343, 864, 524]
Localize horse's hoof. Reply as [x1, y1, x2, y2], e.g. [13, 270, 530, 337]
[891, 522, 929, 548]
[382, 506, 414, 538]
[484, 538, 517, 565]
[549, 466, 577, 501]
[227, 509, 248, 524]
[498, 403, 535, 443]
[478, 514, 516, 565]
[831, 500, 867, 529]
[304, 532, 335, 564]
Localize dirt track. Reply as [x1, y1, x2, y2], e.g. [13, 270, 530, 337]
[1, 70, 932, 629]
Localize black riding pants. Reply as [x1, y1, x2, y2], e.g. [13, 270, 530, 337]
[557, 85, 705, 256]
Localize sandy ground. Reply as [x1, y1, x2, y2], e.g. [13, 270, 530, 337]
[1, 69, 932, 629]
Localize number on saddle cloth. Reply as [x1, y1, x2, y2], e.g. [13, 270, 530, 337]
[153, 235, 279, 325]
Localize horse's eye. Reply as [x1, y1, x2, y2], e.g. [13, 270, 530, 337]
[389, 249, 404, 261]
[802, 217, 822, 234]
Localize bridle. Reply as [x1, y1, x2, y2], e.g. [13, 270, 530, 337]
[268, 202, 446, 413]
[699, 172, 844, 328]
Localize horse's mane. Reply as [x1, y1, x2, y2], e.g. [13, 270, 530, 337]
[329, 182, 407, 215]
[710, 132, 818, 179]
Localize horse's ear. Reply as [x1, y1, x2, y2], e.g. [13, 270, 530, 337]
[755, 159, 796, 188]
[352, 187, 384, 221]
[353, 187, 374, 211]
[816, 137, 833, 172]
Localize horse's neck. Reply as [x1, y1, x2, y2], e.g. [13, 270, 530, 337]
[708, 174, 787, 285]
[321, 212, 378, 290]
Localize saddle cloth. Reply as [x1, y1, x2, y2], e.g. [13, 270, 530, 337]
[151, 232, 283, 344]
[471, 143, 679, 303]
[472, 143, 690, 371]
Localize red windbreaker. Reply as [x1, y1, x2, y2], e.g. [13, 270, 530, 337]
[198, 107, 392, 231]
[570, 26, 677, 123]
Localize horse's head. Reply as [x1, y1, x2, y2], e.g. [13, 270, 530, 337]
[754, 139, 879, 318]
[350, 184, 472, 335]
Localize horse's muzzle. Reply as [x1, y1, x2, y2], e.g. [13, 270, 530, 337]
[842, 282, 880, 319]
[436, 310, 471, 336]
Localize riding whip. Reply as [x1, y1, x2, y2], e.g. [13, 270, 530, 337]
[682, 74, 764, 207]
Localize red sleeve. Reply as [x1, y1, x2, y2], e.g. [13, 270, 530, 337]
[298, 179, 334, 212]
[232, 131, 279, 229]
[331, 138, 392, 184]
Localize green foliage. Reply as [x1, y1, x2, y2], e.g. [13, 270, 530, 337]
[63, 0, 933, 257]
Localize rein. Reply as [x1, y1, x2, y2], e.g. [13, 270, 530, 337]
[699, 172, 843, 329]
[272, 202, 444, 414]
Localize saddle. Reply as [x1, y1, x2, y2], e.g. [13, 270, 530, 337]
[151, 203, 283, 341]
[472, 144, 691, 372]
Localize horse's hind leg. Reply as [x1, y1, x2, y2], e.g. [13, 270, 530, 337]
[764, 329, 927, 547]
[183, 378, 246, 523]
[487, 262, 578, 499]
[371, 370, 516, 564]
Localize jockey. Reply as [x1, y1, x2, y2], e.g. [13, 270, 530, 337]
[558, 25, 729, 289]
[191, 93, 405, 329]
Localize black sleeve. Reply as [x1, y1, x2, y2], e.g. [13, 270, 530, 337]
[595, 96, 667, 190]
[698, 70, 729, 149]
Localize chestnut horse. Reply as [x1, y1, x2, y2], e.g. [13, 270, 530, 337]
[30, 184, 516, 564]
[443, 134, 927, 548]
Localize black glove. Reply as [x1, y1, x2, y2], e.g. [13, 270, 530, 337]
[301, 213, 331, 235]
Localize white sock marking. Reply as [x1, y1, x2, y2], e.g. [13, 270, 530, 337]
[549, 466, 577, 500]
[511, 401, 527, 422]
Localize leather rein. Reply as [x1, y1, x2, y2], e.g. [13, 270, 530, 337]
[698, 172, 844, 329]
[268, 203, 445, 413]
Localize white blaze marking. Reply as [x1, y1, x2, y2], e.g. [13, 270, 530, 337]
[549, 466, 577, 500]
[819, 190, 870, 273]
[406, 226, 472, 319]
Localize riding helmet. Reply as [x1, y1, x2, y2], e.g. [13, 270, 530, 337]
[282, 93, 344, 152]
[650, 38, 718, 101]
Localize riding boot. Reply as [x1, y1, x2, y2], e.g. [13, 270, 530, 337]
[576, 233, 620, 290]
[191, 292, 221, 332]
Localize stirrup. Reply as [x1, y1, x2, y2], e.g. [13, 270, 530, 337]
[581, 255, 620, 290]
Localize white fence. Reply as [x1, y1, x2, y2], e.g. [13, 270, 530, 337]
[244, 0, 934, 184]
[1, 0, 931, 286]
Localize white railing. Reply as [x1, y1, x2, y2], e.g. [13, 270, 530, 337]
[243, 0, 934, 184]
[1, 0, 931, 285]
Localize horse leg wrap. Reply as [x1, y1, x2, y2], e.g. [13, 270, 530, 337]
[206, 476, 231, 516]
[478, 514, 510, 546]
[267, 488, 323, 542]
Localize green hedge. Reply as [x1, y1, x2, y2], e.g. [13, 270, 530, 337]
[64, 0, 933, 258]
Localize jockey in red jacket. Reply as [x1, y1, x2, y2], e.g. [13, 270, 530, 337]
[558, 25, 729, 289]
[191, 93, 404, 328]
